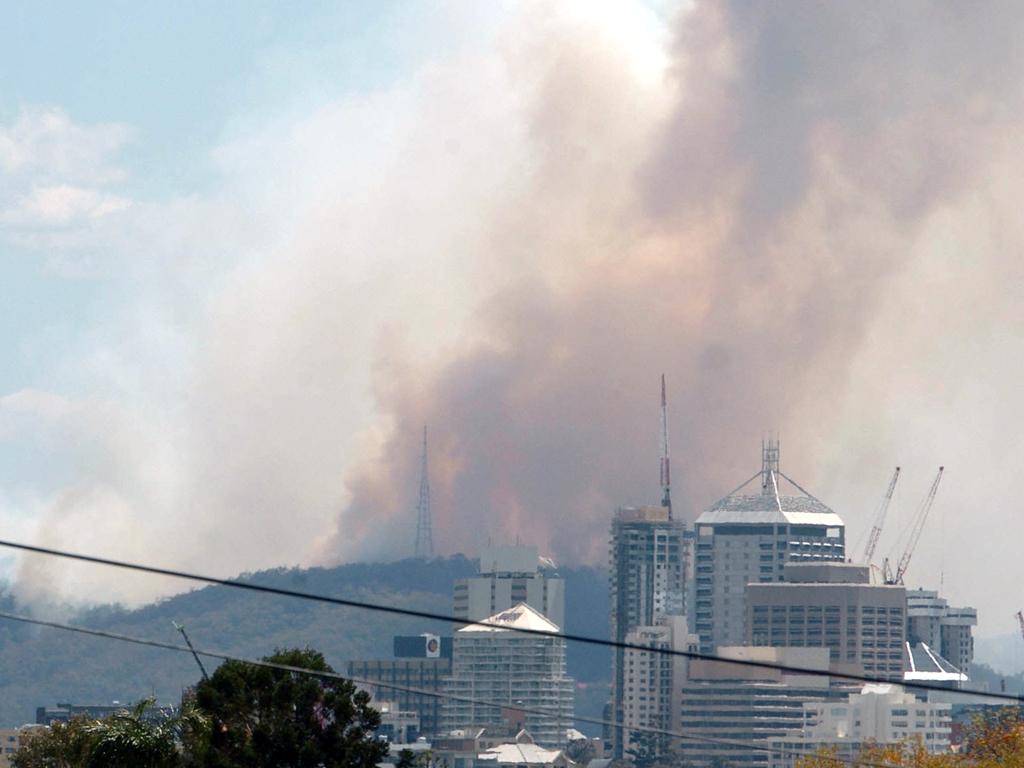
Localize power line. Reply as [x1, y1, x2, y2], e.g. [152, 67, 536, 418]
[0, 538, 1019, 705]
[0, 610, 907, 768]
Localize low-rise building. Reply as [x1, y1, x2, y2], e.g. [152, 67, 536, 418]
[0, 727, 43, 768]
[767, 684, 952, 768]
[35, 701, 176, 725]
[347, 654, 452, 739]
[676, 646, 843, 768]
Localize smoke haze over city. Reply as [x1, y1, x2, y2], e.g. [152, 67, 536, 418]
[1, 1, 1023, 636]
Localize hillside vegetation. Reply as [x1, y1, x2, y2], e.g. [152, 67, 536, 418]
[0, 556, 610, 727]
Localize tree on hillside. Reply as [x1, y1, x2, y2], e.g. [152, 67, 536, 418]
[193, 647, 387, 768]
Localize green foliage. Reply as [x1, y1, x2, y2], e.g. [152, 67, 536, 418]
[626, 730, 671, 768]
[12, 717, 95, 768]
[395, 748, 432, 768]
[193, 647, 387, 768]
[12, 700, 201, 768]
[85, 700, 179, 768]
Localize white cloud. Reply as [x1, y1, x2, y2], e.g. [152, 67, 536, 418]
[0, 107, 133, 242]
[1, 184, 131, 227]
[0, 106, 129, 182]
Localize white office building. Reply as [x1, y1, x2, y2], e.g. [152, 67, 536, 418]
[620, 617, 692, 757]
[676, 646, 838, 768]
[768, 684, 952, 768]
[694, 441, 846, 653]
[442, 603, 574, 747]
[454, 544, 565, 631]
[906, 589, 977, 674]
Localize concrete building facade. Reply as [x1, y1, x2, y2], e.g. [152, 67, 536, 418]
[608, 504, 687, 757]
[442, 603, 574, 747]
[619, 617, 691, 757]
[694, 441, 846, 653]
[906, 589, 977, 673]
[746, 562, 906, 680]
[454, 544, 565, 631]
[768, 684, 952, 768]
[347, 656, 452, 739]
[676, 646, 839, 768]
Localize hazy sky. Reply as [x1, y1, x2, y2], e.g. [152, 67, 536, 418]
[1, 1, 1023, 637]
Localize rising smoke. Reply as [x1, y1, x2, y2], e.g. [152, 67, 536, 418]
[5, 2, 1024, 626]
[318, 1, 1024, 568]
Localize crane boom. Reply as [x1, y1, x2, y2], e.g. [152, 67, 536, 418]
[891, 466, 944, 585]
[173, 621, 209, 681]
[862, 466, 901, 565]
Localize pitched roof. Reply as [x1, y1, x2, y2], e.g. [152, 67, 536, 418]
[477, 741, 563, 765]
[696, 469, 843, 527]
[457, 602, 562, 634]
[903, 641, 968, 683]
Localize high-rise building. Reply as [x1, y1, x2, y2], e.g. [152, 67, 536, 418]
[609, 504, 688, 757]
[745, 562, 906, 680]
[442, 603, 575, 747]
[675, 646, 840, 768]
[620, 617, 692, 757]
[768, 684, 952, 768]
[454, 544, 565, 631]
[694, 440, 846, 653]
[906, 589, 977, 673]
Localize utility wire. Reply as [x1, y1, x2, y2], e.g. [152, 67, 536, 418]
[0, 538, 1019, 705]
[0, 610, 908, 768]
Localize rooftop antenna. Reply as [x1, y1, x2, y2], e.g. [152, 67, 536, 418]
[414, 425, 434, 559]
[660, 374, 672, 518]
[761, 436, 781, 506]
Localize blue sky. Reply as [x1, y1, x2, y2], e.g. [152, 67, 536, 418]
[0, 1, 498, 395]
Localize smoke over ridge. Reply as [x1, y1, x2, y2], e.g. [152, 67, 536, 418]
[3, 2, 1024, 631]
[318, 1, 1024, 570]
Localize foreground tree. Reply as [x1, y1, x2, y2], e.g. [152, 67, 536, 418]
[193, 647, 387, 768]
[12, 717, 95, 768]
[13, 700, 200, 768]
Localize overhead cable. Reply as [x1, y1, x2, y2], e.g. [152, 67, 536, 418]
[0, 538, 1018, 704]
[0, 610, 907, 768]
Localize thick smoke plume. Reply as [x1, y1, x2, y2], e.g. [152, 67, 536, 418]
[4, 3, 1024, 630]
[320, 1, 1024, 570]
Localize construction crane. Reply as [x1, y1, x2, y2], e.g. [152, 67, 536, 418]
[883, 466, 943, 585]
[862, 466, 901, 566]
[1016, 610, 1024, 643]
[172, 621, 209, 681]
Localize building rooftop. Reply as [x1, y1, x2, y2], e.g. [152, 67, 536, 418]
[458, 602, 561, 635]
[613, 505, 673, 523]
[696, 442, 844, 527]
[903, 642, 968, 683]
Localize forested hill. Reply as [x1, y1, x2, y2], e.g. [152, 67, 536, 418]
[0, 556, 610, 727]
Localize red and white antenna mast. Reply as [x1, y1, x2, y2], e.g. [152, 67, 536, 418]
[660, 374, 672, 517]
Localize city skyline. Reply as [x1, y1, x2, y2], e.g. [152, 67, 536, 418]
[1, 0, 1023, 645]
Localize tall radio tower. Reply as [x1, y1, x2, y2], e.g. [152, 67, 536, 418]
[414, 426, 434, 559]
[660, 374, 672, 518]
